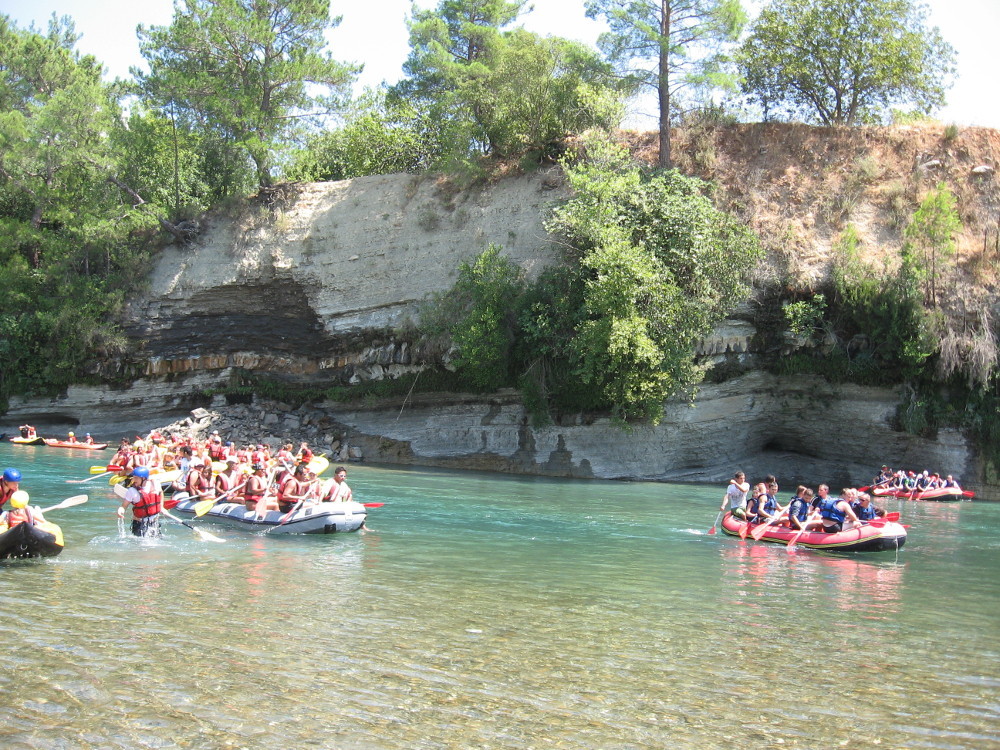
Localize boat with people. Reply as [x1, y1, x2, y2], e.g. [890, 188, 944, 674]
[168, 496, 367, 534]
[871, 486, 972, 501]
[9, 435, 45, 446]
[0, 519, 64, 559]
[720, 512, 906, 552]
[43, 438, 109, 450]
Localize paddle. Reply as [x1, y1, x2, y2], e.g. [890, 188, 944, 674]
[362, 503, 384, 508]
[39, 495, 88, 512]
[751, 515, 783, 541]
[114, 483, 224, 543]
[68, 471, 115, 484]
[192, 480, 248, 517]
[739, 520, 751, 540]
[786, 511, 822, 552]
[91, 464, 123, 474]
[708, 511, 722, 535]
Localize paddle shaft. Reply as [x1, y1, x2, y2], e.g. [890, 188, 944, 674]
[68, 471, 113, 484]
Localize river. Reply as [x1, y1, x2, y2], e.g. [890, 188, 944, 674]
[0, 442, 997, 749]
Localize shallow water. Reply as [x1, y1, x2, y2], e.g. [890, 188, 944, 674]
[0, 443, 997, 748]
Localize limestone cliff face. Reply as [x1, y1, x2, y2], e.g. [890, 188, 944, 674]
[127, 171, 567, 377]
[4, 136, 996, 497]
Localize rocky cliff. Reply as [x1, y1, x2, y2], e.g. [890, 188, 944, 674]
[5, 124, 998, 497]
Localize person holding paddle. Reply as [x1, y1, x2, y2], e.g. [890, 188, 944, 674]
[243, 463, 274, 513]
[214, 456, 244, 504]
[276, 463, 312, 513]
[817, 488, 862, 533]
[116, 466, 163, 538]
[719, 471, 749, 520]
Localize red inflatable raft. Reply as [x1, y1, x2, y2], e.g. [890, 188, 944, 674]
[720, 512, 906, 552]
[871, 486, 972, 501]
[43, 438, 109, 450]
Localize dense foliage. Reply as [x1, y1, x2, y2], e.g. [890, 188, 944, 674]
[425, 139, 763, 423]
[738, 0, 955, 125]
[135, 0, 360, 188]
[390, 0, 628, 171]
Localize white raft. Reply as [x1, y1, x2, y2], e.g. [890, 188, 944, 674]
[169, 497, 367, 535]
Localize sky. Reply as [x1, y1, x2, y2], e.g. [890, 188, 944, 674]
[2, 0, 998, 130]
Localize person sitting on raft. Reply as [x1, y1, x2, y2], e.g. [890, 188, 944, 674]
[872, 465, 894, 488]
[276, 463, 312, 513]
[0, 490, 46, 530]
[0, 468, 23, 510]
[185, 460, 214, 501]
[243, 463, 272, 513]
[746, 483, 780, 525]
[817, 488, 862, 533]
[851, 493, 883, 521]
[214, 456, 244, 504]
[943, 475, 962, 490]
[719, 471, 750, 520]
[320, 466, 353, 503]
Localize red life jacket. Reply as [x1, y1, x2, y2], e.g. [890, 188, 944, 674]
[5, 507, 33, 527]
[0, 480, 15, 509]
[133, 484, 162, 518]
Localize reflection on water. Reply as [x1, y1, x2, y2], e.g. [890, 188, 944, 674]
[0, 447, 997, 748]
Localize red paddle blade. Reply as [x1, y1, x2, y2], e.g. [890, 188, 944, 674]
[707, 526, 716, 535]
[362, 502, 384, 508]
[739, 523, 750, 540]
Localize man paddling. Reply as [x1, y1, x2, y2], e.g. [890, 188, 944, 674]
[719, 471, 749, 520]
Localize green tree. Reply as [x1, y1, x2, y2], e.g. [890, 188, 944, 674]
[543, 137, 763, 422]
[421, 244, 526, 391]
[0, 14, 117, 268]
[286, 91, 444, 181]
[738, 0, 956, 125]
[136, 0, 360, 188]
[393, 0, 625, 166]
[585, 0, 747, 168]
[903, 182, 961, 308]
[0, 15, 144, 400]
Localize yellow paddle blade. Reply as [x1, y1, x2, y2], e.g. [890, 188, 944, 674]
[90, 465, 108, 474]
[193, 498, 217, 516]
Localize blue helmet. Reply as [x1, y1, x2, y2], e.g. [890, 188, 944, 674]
[3, 468, 21, 483]
[132, 466, 150, 479]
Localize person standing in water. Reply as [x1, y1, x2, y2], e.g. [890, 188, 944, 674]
[117, 467, 163, 538]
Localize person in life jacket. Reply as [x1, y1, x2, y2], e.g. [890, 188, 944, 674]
[214, 456, 244, 503]
[67, 431, 77, 443]
[851, 493, 883, 521]
[320, 466, 353, 503]
[117, 466, 162, 538]
[818, 488, 861, 533]
[0, 468, 23, 510]
[0, 490, 46, 529]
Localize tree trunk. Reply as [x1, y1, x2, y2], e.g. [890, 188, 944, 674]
[658, 0, 672, 169]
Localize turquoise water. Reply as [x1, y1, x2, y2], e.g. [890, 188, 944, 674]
[0, 442, 997, 748]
